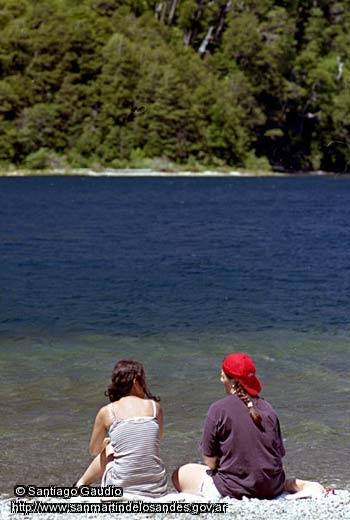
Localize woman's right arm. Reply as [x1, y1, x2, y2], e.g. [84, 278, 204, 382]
[89, 407, 109, 456]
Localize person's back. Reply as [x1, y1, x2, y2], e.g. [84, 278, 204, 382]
[74, 360, 167, 498]
[104, 399, 167, 497]
[172, 352, 325, 501]
[201, 394, 285, 499]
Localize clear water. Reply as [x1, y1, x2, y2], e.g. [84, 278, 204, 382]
[0, 176, 349, 496]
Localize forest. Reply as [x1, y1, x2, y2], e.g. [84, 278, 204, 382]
[1, 0, 350, 173]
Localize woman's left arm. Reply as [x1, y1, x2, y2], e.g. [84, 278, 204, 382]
[155, 402, 164, 439]
[89, 407, 109, 456]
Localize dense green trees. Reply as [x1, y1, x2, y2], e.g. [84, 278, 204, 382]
[0, 0, 350, 172]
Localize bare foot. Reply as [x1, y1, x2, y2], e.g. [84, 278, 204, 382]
[285, 479, 325, 499]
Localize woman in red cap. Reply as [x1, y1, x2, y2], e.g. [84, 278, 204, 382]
[172, 352, 324, 500]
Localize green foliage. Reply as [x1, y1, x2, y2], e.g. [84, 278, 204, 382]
[0, 0, 350, 172]
[0, 0, 29, 30]
[205, 71, 265, 166]
[244, 152, 272, 173]
[17, 103, 65, 155]
[23, 147, 63, 170]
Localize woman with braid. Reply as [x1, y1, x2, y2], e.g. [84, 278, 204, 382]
[172, 352, 325, 500]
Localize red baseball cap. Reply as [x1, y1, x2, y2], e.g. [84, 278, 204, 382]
[222, 353, 262, 396]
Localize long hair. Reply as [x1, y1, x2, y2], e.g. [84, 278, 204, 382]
[104, 360, 160, 402]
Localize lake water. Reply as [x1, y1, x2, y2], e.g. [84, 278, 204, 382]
[0, 175, 349, 497]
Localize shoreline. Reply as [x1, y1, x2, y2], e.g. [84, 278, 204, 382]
[0, 167, 342, 178]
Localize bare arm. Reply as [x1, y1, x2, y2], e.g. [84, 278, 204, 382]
[157, 403, 164, 440]
[203, 455, 218, 470]
[89, 407, 109, 456]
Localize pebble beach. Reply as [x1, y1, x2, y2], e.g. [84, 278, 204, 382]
[1, 489, 349, 520]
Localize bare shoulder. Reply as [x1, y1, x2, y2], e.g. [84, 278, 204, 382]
[99, 403, 112, 415]
[95, 403, 114, 426]
[141, 397, 160, 416]
[154, 400, 163, 414]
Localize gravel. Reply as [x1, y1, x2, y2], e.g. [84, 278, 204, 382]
[1, 489, 349, 520]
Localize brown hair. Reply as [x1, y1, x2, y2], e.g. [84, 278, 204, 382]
[224, 372, 263, 427]
[104, 360, 160, 402]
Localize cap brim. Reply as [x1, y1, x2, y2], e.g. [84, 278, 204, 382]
[240, 375, 262, 396]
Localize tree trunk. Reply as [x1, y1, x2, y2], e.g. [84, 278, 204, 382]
[198, 26, 214, 56]
[168, 0, 179, 25]
[215, 0, 232, 40]
[183, 0, 207, 47]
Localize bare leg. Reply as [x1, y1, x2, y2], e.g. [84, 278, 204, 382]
[284, 478, 325, 498]
[172, 463, 209, 495]
[75, 444, 114, 487]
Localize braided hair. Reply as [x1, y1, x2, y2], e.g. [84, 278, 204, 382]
[231, 379, 263, 427]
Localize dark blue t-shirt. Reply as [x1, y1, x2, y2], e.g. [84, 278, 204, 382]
[200, 394, 285, 499]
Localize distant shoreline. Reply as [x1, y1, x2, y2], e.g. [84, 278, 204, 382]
[0, 168, 340, 178]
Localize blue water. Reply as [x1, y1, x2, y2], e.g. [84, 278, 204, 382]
[0, 175, 349, 495]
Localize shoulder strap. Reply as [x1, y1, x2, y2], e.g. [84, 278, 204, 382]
[151, 399, 157, 418]
[108, 402, 117, 421]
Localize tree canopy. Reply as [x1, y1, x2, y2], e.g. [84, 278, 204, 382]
[1, 0, 350, 173]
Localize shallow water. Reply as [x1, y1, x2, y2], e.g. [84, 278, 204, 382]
[0, 176, 349, 496]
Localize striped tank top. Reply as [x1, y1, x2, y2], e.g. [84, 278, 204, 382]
[102, 400, 167, 497]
